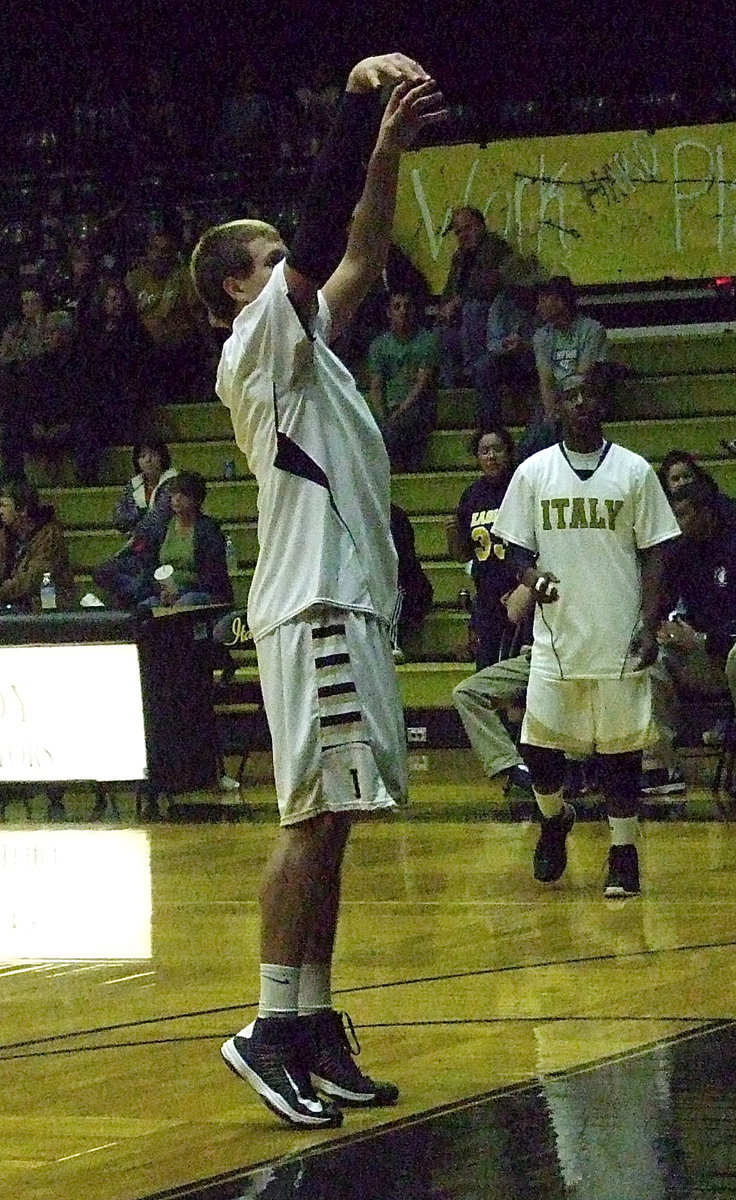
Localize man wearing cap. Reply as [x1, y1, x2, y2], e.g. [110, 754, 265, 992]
[493, 365, 680, 898]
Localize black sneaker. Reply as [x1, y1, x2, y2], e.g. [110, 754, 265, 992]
[505, 764, 533, 793]
[221, 1018, 343, 1128]
[604, 844, 640, 897]
[640, 767, 686, 795]
[533, 802, 576, 882]
[303, 1009, 399, 1107]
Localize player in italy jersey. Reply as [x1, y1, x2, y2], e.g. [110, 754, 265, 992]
[190, 55, 445, 1128]
[493, 366, 680, 898]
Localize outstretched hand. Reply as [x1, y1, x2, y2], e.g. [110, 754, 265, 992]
[346, 53, 430, 93]
[376, 78, 448, 150]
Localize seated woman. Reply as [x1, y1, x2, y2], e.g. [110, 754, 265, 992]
[658, 448, 736, 522]
[446, 427, 518, 670]
[0, 480, 75, 611]
[140, 471, 233, 608]
[93, 438, 179, 607]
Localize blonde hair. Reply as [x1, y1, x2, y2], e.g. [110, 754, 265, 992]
[190, 219, 280, 323]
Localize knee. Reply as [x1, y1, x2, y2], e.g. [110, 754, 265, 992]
[521, 744, 565, 793]
[598, 750, 642, 815]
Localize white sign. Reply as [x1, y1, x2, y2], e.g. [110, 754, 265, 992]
[0, 643, 148, 782]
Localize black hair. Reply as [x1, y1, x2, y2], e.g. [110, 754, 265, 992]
[470, 425, 516, 463]
[0, 479, 43, 518]
[170, 470, 207, 507]
[657, 449, 718, 496]
[132, 439, 171, 472]
[669, 476, 720, 513]
[452, 205, 486, 227]
[538, 274, 577, 312]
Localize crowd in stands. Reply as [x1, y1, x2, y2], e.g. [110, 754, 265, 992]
[1, 127, 734, 816]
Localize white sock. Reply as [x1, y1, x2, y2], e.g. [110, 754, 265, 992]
[257, 963, 301, 1019]
[297, 961, 332, 1015]
[534, 787, 565, 819]
[608, 816, 638, 846]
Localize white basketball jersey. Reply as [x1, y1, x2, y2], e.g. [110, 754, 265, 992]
[493, 442, 680, 679]
[216, 261, 398, 641]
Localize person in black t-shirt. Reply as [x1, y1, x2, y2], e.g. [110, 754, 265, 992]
[446, 426, 517, 669]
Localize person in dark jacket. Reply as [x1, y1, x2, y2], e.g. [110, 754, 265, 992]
[139, 470, 233, 607]
[642, 476, 736, 794]
[0, 480, 75, 611]
[93, 439, 178, 607]
[446, 426, 517, 669]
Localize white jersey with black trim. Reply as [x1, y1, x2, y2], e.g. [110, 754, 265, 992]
[493, 442, 680, 680]
[216, 260, 398, 642]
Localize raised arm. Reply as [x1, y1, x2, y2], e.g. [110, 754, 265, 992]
[322, 79, 445, 337]
[283, 54, 443, 324]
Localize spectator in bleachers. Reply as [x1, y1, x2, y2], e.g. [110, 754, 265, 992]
[331, 240, 430, 375]
[218, 59, 274, 160]
[293, 63, 340, 155]
[72, 276, 154, 466]
[139, 471, 233, 608]
[368, 290, 439, 470]
[0, 480, 75, 611]
[57, 243, 99, 329]
[642, 477, 736, 794]
[135, 63, 191, 169]
[436, 207, 511, 386]
[657, 448, 736, 522]
[446, 427, 518, 669]
[534, 276, 609, 407]
[0, 286, 70, 481]
[93, 438, 178, 607]
[518, 276, 609, 459]
[390, 502, 433, 660]
[472, 254, 542, 431]
[125, 228, 209, 402]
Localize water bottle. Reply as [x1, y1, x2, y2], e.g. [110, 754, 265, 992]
[225, 536, 237, 572]
[223, 459, 236, 481]
[40, 571, 57, 611]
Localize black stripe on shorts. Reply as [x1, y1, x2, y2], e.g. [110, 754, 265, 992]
[315, 652, 350, 668]
[318, 682, 358, 699]
[312, 624, 347, 640]
[320, 711, 362, 728]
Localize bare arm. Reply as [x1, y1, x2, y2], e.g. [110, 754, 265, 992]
[632, 543, 669, 669]
[283, 53, 434, 321]
[368, 372, 385, 417]
[322, 80, 445, 338]
[389, 365, 436, 420]
[537, 363, 556, 418]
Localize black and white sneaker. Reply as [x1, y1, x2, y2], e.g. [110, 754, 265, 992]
[533, 802, 576, 882]
[303, 1010, 399, 1107]
[221, 1018, 343, 1128]
[604, 844, 641, 898]
[640, 767, 686, 795]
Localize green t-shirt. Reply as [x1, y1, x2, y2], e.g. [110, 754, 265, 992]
[368, 329, 439, 414]
[159, 524, 197, 592]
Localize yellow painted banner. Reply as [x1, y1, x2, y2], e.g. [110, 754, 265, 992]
[395, 122, 736, 290]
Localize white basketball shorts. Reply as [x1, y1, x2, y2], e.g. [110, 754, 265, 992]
[255, 605, 409, 825]
[521, 671, 655, 756]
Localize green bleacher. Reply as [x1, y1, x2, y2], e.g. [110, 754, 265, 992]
[40, 322, 736, 715]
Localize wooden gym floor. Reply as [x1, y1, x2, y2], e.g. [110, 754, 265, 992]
[1, 751, 735, 1200]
